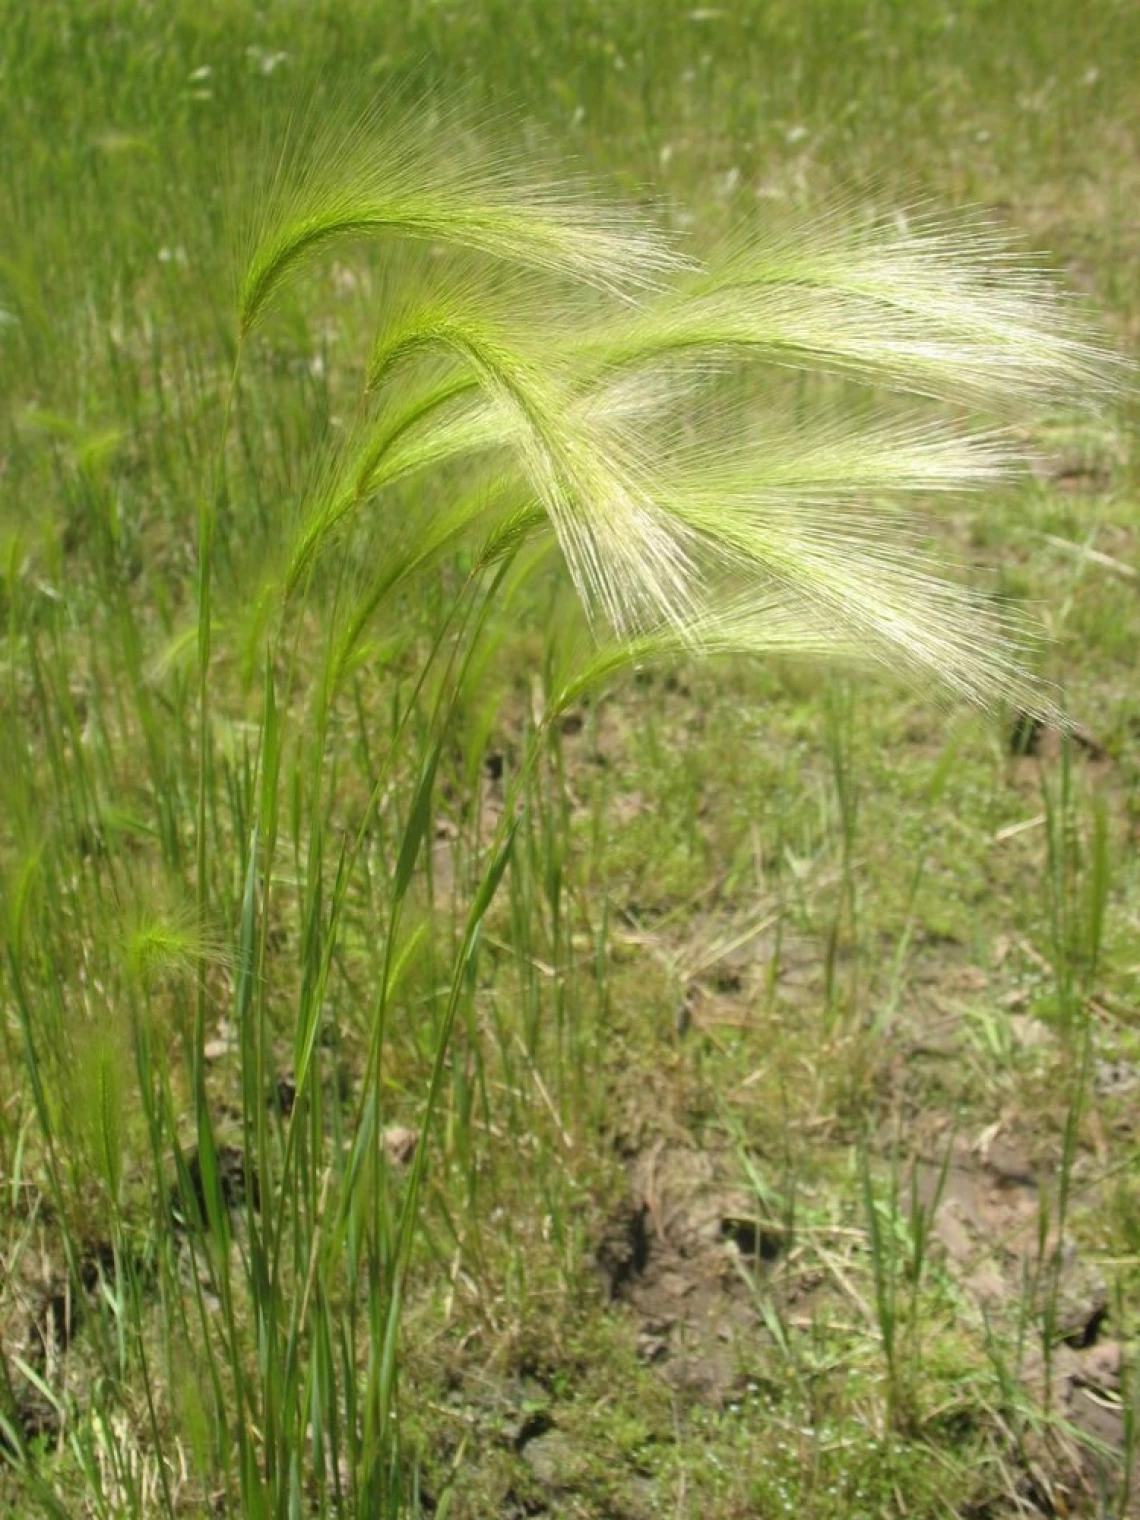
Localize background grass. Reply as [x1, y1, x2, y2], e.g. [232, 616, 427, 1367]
[1, 1, 1138, 1516]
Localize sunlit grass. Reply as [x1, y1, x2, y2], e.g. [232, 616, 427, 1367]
[0, 2, 1138, 1517]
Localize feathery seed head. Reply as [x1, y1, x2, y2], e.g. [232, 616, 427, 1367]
[241, 104, 1127, 712]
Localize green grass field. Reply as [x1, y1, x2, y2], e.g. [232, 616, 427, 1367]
[1, 2, 1138, 1515]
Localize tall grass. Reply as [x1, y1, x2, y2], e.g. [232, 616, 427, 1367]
[0, 74, 1128, 1517]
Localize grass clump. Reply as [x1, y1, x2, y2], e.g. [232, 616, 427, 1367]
[0, 53, 1133, 1520]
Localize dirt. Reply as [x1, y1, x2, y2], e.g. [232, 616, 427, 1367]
[0, 1211, 115, 1453]
[596, 1139, 784, 1406]
[911, 1129, 1138, 1514]
[589, 1110, 1137, 1516]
